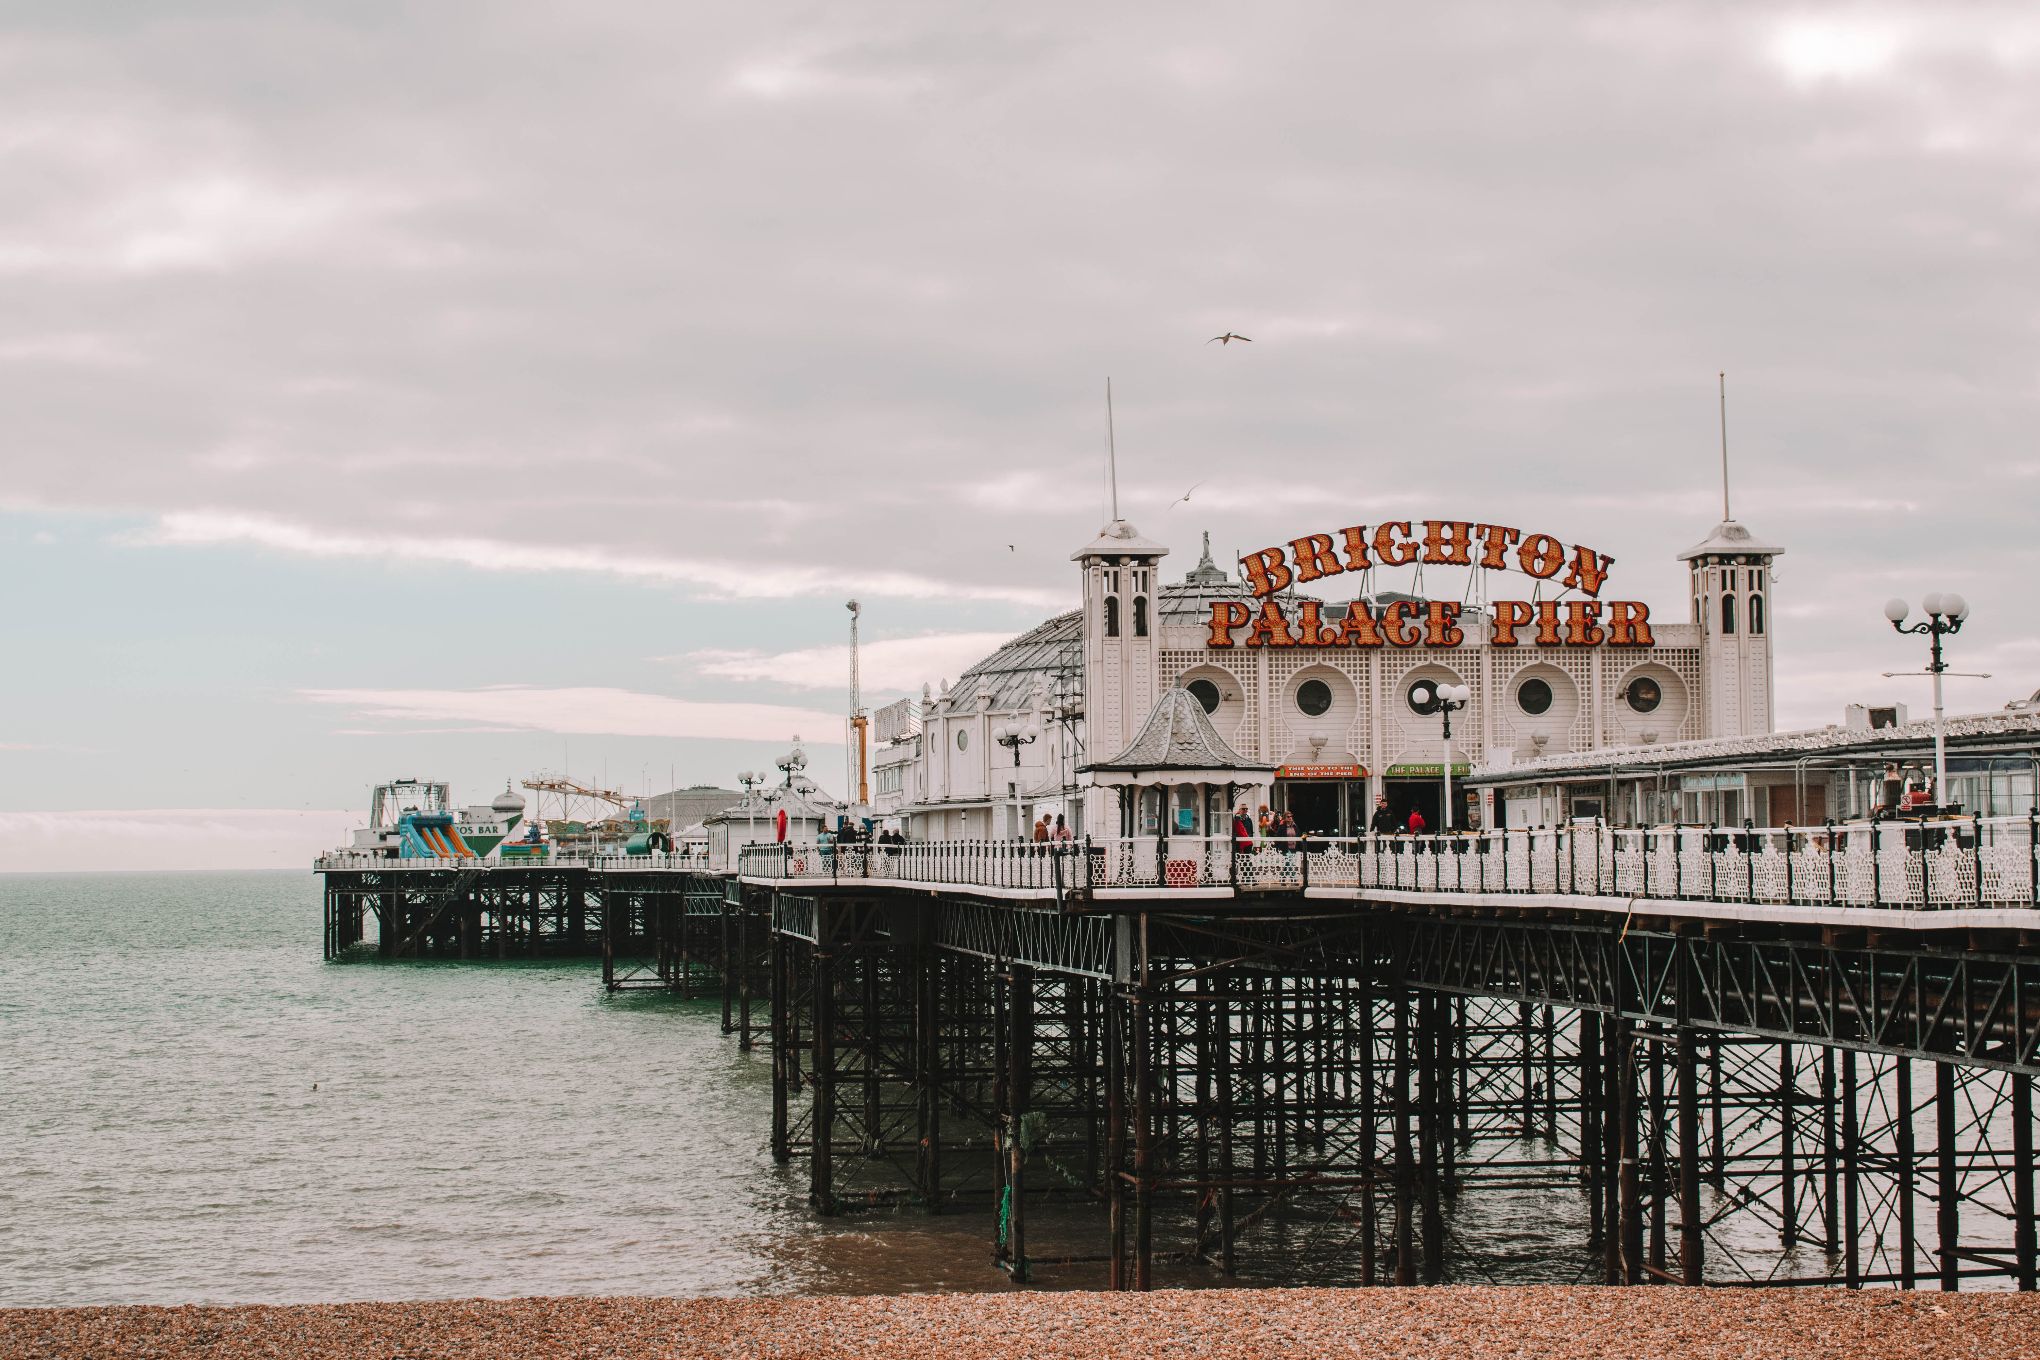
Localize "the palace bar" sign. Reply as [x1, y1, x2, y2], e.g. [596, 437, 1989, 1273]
[1208, 520, 1656, 650]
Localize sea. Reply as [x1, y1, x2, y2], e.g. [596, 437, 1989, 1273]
[1, 870, 1885, 1307]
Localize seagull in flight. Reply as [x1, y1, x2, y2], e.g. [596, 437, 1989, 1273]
[1208, 332, 1252, 345]
[1168, 480, 1204, 510]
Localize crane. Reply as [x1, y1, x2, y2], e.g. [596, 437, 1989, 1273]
[847, 599, 870, 807]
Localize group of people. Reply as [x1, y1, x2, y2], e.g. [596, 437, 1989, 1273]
[1030, 813, 1075, 845]
[1229, 806, 1306, 850]
[1228, 794, 1436, 853]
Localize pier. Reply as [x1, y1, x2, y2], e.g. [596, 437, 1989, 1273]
[317, 815, 2040, 1292]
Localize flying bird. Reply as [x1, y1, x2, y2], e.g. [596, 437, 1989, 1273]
[1008, 544, 1016, 552]
[1208, 332, 1252, 345]
[1168, 481, 1204, 510]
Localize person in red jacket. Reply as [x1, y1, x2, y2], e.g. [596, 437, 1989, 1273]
[1406, 808, 1428, 837]
[1232, 806, 1255, 852]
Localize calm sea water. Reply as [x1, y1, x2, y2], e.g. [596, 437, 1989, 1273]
[0, 871, 1028, 1307]
[4, 871, 1866, 1306]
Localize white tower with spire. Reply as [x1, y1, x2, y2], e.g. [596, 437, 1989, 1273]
[1679, 375, 1781, 738]
[1073, 518, 1169, 829]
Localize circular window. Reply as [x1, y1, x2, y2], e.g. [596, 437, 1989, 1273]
[1406, 679, 1442, 715]
[1296, 679, 1333, 717]
[1517, 677, 1553, 716]
[1187, 678, 1222, 714]
[1625, 676, 1663, 714]
[956, 729, 969, 751]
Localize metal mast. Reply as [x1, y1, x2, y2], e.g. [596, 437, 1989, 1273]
[847, 600, 870, 808]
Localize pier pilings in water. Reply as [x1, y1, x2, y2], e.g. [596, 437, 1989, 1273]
[760, 889, 2040, 1292]
[318, 862, 2040, 1291]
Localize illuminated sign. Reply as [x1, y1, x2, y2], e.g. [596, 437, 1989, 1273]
[1275, 763, 1367, 780]
[1212, 520, 1655, 650]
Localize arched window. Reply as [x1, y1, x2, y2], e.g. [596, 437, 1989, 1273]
[1749, 593, 1765, 635]
[1105, 595, 1121, 638]
[1721, 594, 1737, 635]
[1133, 595, 1149, 637]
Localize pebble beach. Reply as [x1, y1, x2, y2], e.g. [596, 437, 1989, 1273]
[6, 1287, 2038, 1360]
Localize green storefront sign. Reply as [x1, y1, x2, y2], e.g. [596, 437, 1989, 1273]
[1385, 763, 1471, 778]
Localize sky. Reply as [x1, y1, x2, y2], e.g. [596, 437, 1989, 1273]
[2, 1, 2036, 870]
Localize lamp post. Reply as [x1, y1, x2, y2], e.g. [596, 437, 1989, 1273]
[737, 769, 764, 863]
[991, 720, 1039, 840]
[1884, 594, 1969, 808]
[1432, 683, 1473, 831]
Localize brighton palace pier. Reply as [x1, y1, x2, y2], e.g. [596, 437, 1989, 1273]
[322, 506, 2040, 1292]
[887, 512, 1788, 841]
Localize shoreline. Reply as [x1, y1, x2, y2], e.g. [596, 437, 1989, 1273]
[5, 1287, 2038, 1360]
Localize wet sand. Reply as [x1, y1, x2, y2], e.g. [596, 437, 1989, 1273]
[5, 1287, 2038, 1360]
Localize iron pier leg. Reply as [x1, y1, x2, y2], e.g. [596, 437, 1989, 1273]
[1842, 1048, 1861, 1288]
[1615, 1017, 1643, 1284]
[770, 926, 790, 1165]
[738, 905, 756, 1052]
[1418, 993, 1445, 1283]
[1780, 1043, 1798, 1248]
[1107, 975, 1128, 1291]
[1936, 1060, 1959, 1291]
[810, 917, 837, 1215]
[1393, 985, 1416, 1286]
[1649, 1029, 1668, 1279]
[1821, 1047, 1839, 1254]
[2014, 1073, 2036, 1291]
[1581, 1010, 1603, 1253]
[1132, 921, 1154, 1292]
[1897, 1056, 1917, 1289]
[916, 929, 942, 1211]
[1001, 962, 1034, 1281]
[1358, 966, 1376, 1285]
[1678, 1024, 1703, 1285]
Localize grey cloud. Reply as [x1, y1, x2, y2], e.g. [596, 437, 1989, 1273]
[0, 1, 2035, 708]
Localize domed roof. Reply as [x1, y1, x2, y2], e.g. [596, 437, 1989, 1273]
[491, 786, 527, 813]
[1678, 519, 1784, 561]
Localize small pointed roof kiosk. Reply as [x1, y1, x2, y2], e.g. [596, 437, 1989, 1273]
[1080, 687, 1275, 844]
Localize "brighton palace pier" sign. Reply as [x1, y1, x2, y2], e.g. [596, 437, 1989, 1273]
[1208, 520, 1656, 650]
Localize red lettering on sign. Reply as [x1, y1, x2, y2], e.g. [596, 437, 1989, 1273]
[1207, 600, 1251, 647]
[1421, 520, 1475, 566]
[1241, 547, 1293, 598]
[1564, 600, 1605, 647]
[1246, 600, 1297, 647]
[1490, 599, 1531, 646]
[1424, 601, 1465, 647]
[1372, 522, 1419, 567]
[1476, 523, 1522, 570]
[1606, 601, 1655, 646]
[1381, 600, 1423, 647]
[1518, 533, 1565, 579]
[1289, 534, 1345, 585]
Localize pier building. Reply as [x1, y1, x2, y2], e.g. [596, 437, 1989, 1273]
[897, 510, 1783, 840]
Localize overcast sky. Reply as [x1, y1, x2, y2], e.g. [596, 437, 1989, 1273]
[3, 2, 2036, 869]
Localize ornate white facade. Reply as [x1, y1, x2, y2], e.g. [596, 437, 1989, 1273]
[896, 515, 1783, 840]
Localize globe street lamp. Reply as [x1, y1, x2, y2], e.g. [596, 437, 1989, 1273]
[737, 770, 765, 857]
[1432, 683, 1473, 831]
[991, 720, 1040, 840]
[1884, 594, 1969, 809]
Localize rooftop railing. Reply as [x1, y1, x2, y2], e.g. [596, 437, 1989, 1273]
[737, 814, 2040, 912]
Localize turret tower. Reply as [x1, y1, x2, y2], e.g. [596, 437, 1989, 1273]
[1678, 519, 1782, 738]
[1073, 519, 1169, 795]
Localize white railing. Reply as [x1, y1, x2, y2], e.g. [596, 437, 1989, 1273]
[313, 849, 713, 872]
[737, 814, 2040, 911]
